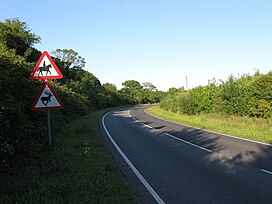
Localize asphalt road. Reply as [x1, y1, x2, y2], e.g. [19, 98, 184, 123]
[101, 106, 272, 204]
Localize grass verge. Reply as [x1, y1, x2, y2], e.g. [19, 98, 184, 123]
[147, 106, 272, 144]
[1, 108, 137, 203]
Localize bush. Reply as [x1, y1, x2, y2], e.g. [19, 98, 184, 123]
[161, 72, 272, 119]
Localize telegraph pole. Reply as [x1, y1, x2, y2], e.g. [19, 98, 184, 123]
[186, 75, 188, 90]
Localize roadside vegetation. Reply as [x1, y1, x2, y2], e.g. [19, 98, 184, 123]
[160, 73, 272, 118]
[148, 71, 272, 144]
[147, 106, 272, 144]
[1, 109, 137, 203]
[1, 17, 272, 202]
[0, 18, 160, 202]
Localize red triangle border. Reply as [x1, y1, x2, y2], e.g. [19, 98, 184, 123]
[31, 81, 64, 111]
[30, 51, 63, 80]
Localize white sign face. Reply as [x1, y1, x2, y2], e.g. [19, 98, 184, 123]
[32, 55, 60, 77]
[31, 81, 64, 111]
[34, 85, 62, 108]
[30, 51, 63, 80]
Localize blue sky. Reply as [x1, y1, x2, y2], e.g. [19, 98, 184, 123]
[1, 0, 272, 91]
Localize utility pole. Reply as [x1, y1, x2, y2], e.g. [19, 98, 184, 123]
[186, 75, 188, 90]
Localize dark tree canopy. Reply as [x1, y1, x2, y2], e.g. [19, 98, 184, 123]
[122, 80, 142, 89]
[0, 18, 165, 180]
[103, 83, 117, 93]
[0, 18, 41, 57]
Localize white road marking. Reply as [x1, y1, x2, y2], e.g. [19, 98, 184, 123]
[143, 124, 153, 129]
[260, 169, 272, 175]
[130, 108, 272, 175]
[164, 133, 212, 153]
[144, 108, 272, 147]
[129, 110, 211, 153]
[102, 111, 165, 204]
[129, 110, 155, 129]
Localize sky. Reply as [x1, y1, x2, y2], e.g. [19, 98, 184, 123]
[1, 0, 272, 91]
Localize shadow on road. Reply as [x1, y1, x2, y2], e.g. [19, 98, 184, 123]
[109, 109, 272, 203]
[170, 125, 272, 172]
[130, 107, 272, 172]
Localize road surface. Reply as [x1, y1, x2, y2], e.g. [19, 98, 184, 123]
[101, 106, 272, 204]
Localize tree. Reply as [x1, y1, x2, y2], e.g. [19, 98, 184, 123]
[51, 48, 85, 69]
[0, 18, 41, 57]
[122, 80, 142, 89]
[103, 83, 117, 93]
[142, 82, 157, 91]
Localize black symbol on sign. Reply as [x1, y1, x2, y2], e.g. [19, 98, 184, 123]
[40, 90, 53, 106]
[38, 61, 52, 76]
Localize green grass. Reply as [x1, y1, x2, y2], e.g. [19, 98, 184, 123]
[0, 108, 137, 203]
[147, 106, 272, 144]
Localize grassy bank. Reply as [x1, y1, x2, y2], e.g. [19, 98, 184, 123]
[1, 108, 136, 203]
[147, 106, 272, 144]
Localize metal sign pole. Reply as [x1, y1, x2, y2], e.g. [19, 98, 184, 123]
[47, 110, 52, 148]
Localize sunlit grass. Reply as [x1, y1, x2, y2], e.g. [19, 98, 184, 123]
[1, 109, 136, 203]
[147, 106, 272, 144]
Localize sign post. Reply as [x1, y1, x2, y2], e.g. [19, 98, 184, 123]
[30, 51, 64, 150]
[47, 110, 52, 148]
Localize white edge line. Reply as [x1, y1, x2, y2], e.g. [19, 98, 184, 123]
[144, 108, 272, 147]
[132, 108, 272, 175]
[102, 112, 165, 204]
[260, 169, 272, 175]
[129, 110, 211, 153]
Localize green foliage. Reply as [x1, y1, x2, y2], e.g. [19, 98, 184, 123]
[249, 99, 272, 118]
[148, 106, 272, 144]
[58, 69, 128, 109]
[120, 80, 165, 104]
[103, 83, 125, 107]
[143, 82, 157, 91]
[0, 41, 46, 174]
[122, 80, 142, 89]
[103, 83, 117, 93]
[1, 109, 137, 203]
[53, 82, 90, 117]
[0, 18, 165, 180]
[161, 72, 272, 119]
[0, 18, 40, 57]
[248, 72, 272, 118]
[161, 90, 196, 114]
[220, 74, 252, 115]
[51, 48, 86, 70]
[189, 80, 221, 114]
[0, 19, 94, 175]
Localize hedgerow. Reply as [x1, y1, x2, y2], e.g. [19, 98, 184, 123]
[161, 72, 272, 119]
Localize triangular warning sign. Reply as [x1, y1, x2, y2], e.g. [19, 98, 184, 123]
[31, 81, 64, 111]
[30, 51, 63, 80]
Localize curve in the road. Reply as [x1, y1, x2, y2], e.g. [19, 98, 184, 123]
[102, 112, 165, 204]
[101, 107, 272, 204]
[133, 106, 272, 173]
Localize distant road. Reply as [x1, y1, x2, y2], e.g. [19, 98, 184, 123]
[101, 106, 272, 204]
